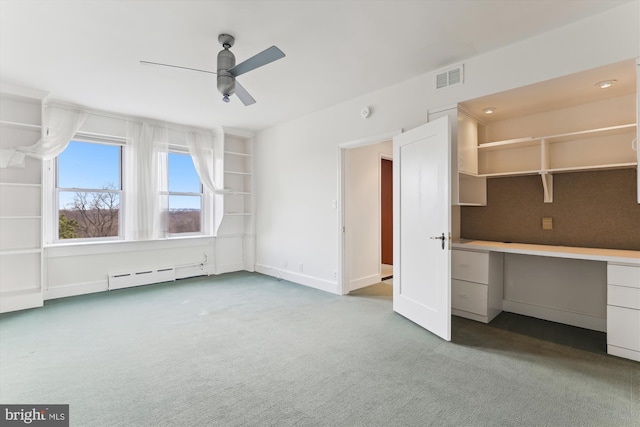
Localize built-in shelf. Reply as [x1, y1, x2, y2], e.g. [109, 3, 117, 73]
[0, 182, 42, 187]
[478, 123, 636, 151]
[0, 249, 42, 256]
[224, 170, 251, 176]
[224, 150, 251, 157]
[0, 215, 42, 220]
[224, 212, 251, 216]
[546, 162, 637, 174]
[476, 123, 638, 196]
[0, 120, 42, 132]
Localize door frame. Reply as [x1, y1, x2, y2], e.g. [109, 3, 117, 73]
[337, 129, 402, 295]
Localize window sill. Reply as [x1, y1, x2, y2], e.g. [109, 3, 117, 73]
[44, 235, 216, 258]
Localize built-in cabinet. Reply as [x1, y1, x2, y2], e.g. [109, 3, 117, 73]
[0, 86, 47, 313]
[607, 263, 640, 362]
[444, 60, 639, 363]
[451, 248, 503, 323]
[427, 106, 487, 207]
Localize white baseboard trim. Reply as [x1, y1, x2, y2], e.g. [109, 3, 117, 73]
[607, 345, 640, 362]
[214, 263, 245, 275]
[0, 291, 43, 313]
[255, 264, 339, 294]
[45, 280, 108, 300]
[452, 308, 489, 324]
[349, 274, 381, 292]
[502, 299, 606, 332]
[175, 264, 210, 280]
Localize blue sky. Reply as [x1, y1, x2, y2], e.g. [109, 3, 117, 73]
[58, 141, 201, 209]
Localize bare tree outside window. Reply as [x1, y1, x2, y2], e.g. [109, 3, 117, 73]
[57, 140, 122, 240]
[59, 185, 120, 239]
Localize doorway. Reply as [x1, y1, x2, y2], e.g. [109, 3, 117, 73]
[381, 157, 393, 282]
[339, 129, 400, 296]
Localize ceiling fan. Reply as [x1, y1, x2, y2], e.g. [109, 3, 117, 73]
[141, 34, 285, 106]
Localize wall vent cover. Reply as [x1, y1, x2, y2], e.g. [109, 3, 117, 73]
[435, 64, 464, 90]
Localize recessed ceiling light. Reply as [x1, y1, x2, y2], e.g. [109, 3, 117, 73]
[596, 80, 616, 89]
[483, 107, 496, 114]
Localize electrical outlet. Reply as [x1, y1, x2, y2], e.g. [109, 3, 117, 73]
[283, 260, 288, 268]
[332, 271, 337, 280]
[542, 217, 553, 230]
[299, 263, 304, 272]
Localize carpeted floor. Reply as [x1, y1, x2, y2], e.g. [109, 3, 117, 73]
[1, 271, 638, 426]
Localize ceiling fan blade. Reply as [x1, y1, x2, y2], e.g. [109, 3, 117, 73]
[234, 80, 256, 106]
[228, 46, 285, 77]
[140, 60, 217, 75]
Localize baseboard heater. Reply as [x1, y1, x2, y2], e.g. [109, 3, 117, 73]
[108, 267, 176, 291]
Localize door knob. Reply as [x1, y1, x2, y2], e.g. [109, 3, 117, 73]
[430, 232, 446, 250]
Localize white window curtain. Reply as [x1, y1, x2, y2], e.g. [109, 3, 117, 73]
[185, 129, 225, 235]
[125, 122, 168, 240]
[0, 105, 88, 168]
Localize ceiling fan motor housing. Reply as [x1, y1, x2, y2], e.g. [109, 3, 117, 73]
[217, 47, 236, 97]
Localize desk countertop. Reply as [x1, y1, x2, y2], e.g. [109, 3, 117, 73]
[451, 239, 640, 265]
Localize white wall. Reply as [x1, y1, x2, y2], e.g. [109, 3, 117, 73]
[254, 2, 640, 293]
[344, 141, 392, 292]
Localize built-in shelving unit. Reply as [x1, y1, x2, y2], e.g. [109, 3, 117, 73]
[453, 84, 640, 204]
[0, 85, 48, 313]
[222, 136, 253, 220]
[478, 123, 637, 174]
[216, 131, 255, 272]
[477, 122, 637, 203]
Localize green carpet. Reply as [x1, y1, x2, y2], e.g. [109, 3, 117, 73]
[1, 271, 638, 426]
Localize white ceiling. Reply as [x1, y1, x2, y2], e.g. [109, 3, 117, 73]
[0, 0, 633, 132]
[460, 59, 637, 123]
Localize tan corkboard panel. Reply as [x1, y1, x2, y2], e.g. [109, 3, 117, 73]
[460, 169, 640, 250]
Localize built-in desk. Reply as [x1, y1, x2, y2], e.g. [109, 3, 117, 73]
[452, 240, 640, 265]
[451, 240, 640, 362]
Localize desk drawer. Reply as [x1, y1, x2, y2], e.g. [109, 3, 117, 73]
[607, 305, 640, 352]
[607, 264, 640, 289]
[452, 279, 488, 316]
[452, 250, 489, 283]
[608, 285, 640, 310]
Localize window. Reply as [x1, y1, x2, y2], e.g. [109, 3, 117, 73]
[56, 140, 122, 240]
[167, 151, 202, 234]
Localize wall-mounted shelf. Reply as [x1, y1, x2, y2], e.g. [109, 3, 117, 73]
[477, 122, 638, 202]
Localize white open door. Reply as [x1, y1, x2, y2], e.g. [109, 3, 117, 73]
[393, 116, 451, 341]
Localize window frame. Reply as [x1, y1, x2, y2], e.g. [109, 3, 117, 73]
[165, 148, 204, 237]
[54, 137, 124, 243]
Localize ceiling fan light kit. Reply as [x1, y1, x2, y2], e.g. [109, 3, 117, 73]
[141, 33, 285, 106]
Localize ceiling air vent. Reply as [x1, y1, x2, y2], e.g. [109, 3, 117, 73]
[435, 64, 464, 90]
